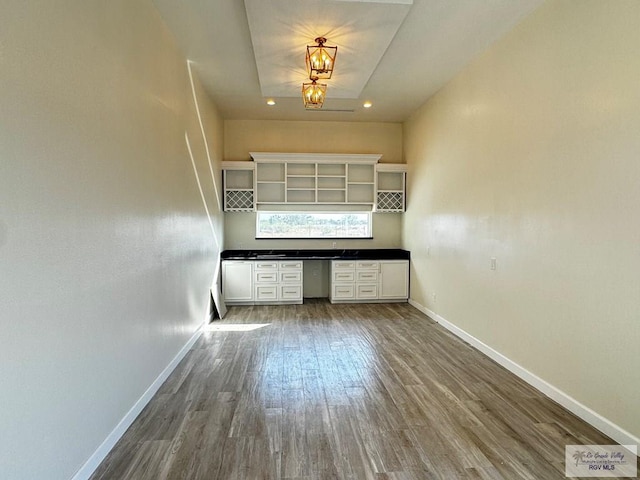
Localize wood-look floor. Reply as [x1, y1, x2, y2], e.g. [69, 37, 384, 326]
[90, 300, 614, 480]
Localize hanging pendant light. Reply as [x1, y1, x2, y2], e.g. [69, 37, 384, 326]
[302, 77, 327, 109]
[306, 37, 337, 80]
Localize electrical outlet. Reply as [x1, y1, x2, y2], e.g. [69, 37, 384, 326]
[426, 246, 430, 256]
[332, 241, 337, 249]
[432, 293, 437, 302]
[490, 257, 497, 270]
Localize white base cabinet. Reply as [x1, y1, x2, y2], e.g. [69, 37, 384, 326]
[254, 260, 303, 304]
[223, 258, 408, 305]
[223, 260, 302, 305]
[379, 260, 409, 300]
[221, 261, 254, 302]
[329, 259, 408, 303]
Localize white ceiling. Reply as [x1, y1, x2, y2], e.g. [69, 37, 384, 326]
[244, 0, 412, 99]
[152, 0, 543, 122]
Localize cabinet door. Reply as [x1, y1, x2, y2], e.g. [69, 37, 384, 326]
[222, 261, 254, 302]
[379, 260, 409, 300]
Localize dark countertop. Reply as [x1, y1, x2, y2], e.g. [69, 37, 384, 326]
[221, 248, 410, 261]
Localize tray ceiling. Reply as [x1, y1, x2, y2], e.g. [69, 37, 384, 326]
[244, 0, 412, 99]
[152, 0, 543, 122]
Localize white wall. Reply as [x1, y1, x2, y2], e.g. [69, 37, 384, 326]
[404, 0, 640, 441]
[0, 1, 223, 479]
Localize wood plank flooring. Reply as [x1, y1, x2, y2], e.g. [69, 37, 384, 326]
[90, 300, 614, 480]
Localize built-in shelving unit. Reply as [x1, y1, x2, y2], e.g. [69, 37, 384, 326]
[222, 154, 406, 212]
[347, 163, 375, 204]
[317, 163, 346, 204]
[222, 161, 255, 212]
[375, 163, 406, 212]
[286, 162, 317, 203]
[251, 153, 380, 208]
[255, 162, 286, 204]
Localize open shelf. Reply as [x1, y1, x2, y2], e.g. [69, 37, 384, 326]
[223, 156, 407, 212]
[375, 165, 406, 212]
[222, 154, 408, 210]
[222, 161, 255, 212]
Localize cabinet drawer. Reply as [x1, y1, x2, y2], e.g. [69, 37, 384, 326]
[333, 261, 355, 270]
[356, 270, 378, 282]
[255, 272, 278, 283]
[279, 285, 302, 300]
[356, 261, 378, 270]
[332, 284, 355, 299]
[356, 283, 378, 299]
[279, 271, 301, 283]
[255, 285, 278, 300]
[332, 271, 355, 282]
[279, 261, 302, 270]
[255, 261, 278, 270]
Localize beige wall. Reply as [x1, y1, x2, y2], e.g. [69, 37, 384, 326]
[224, 120, 404, 250]
[224, 120, 403, 162]
[0, 1, 223, 478]
[404, 0, 640, 440]
[224, 213, 402, 251]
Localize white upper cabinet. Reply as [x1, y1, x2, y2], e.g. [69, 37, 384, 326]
[375, 163, 406, 213]
[222, 161, 255, 212]
[222, 153, 406, 212]
[252, 152, 379, 208]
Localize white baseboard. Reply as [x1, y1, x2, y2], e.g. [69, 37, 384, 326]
[71, 324, 205, 480]
[408, 298, 639, 447]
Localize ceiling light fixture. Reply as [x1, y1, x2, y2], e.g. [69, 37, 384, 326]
[302, 78, 327, 109]
[363, 101, 372, 108]
[266, 99, 276, 106]
[306, 37, 337, 80]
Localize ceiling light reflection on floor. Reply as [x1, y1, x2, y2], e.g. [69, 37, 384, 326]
[205, 323, 271, 332]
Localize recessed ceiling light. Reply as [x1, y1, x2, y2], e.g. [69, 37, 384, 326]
[363, 101, 372, 108]
[266, 99, 276, 106]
